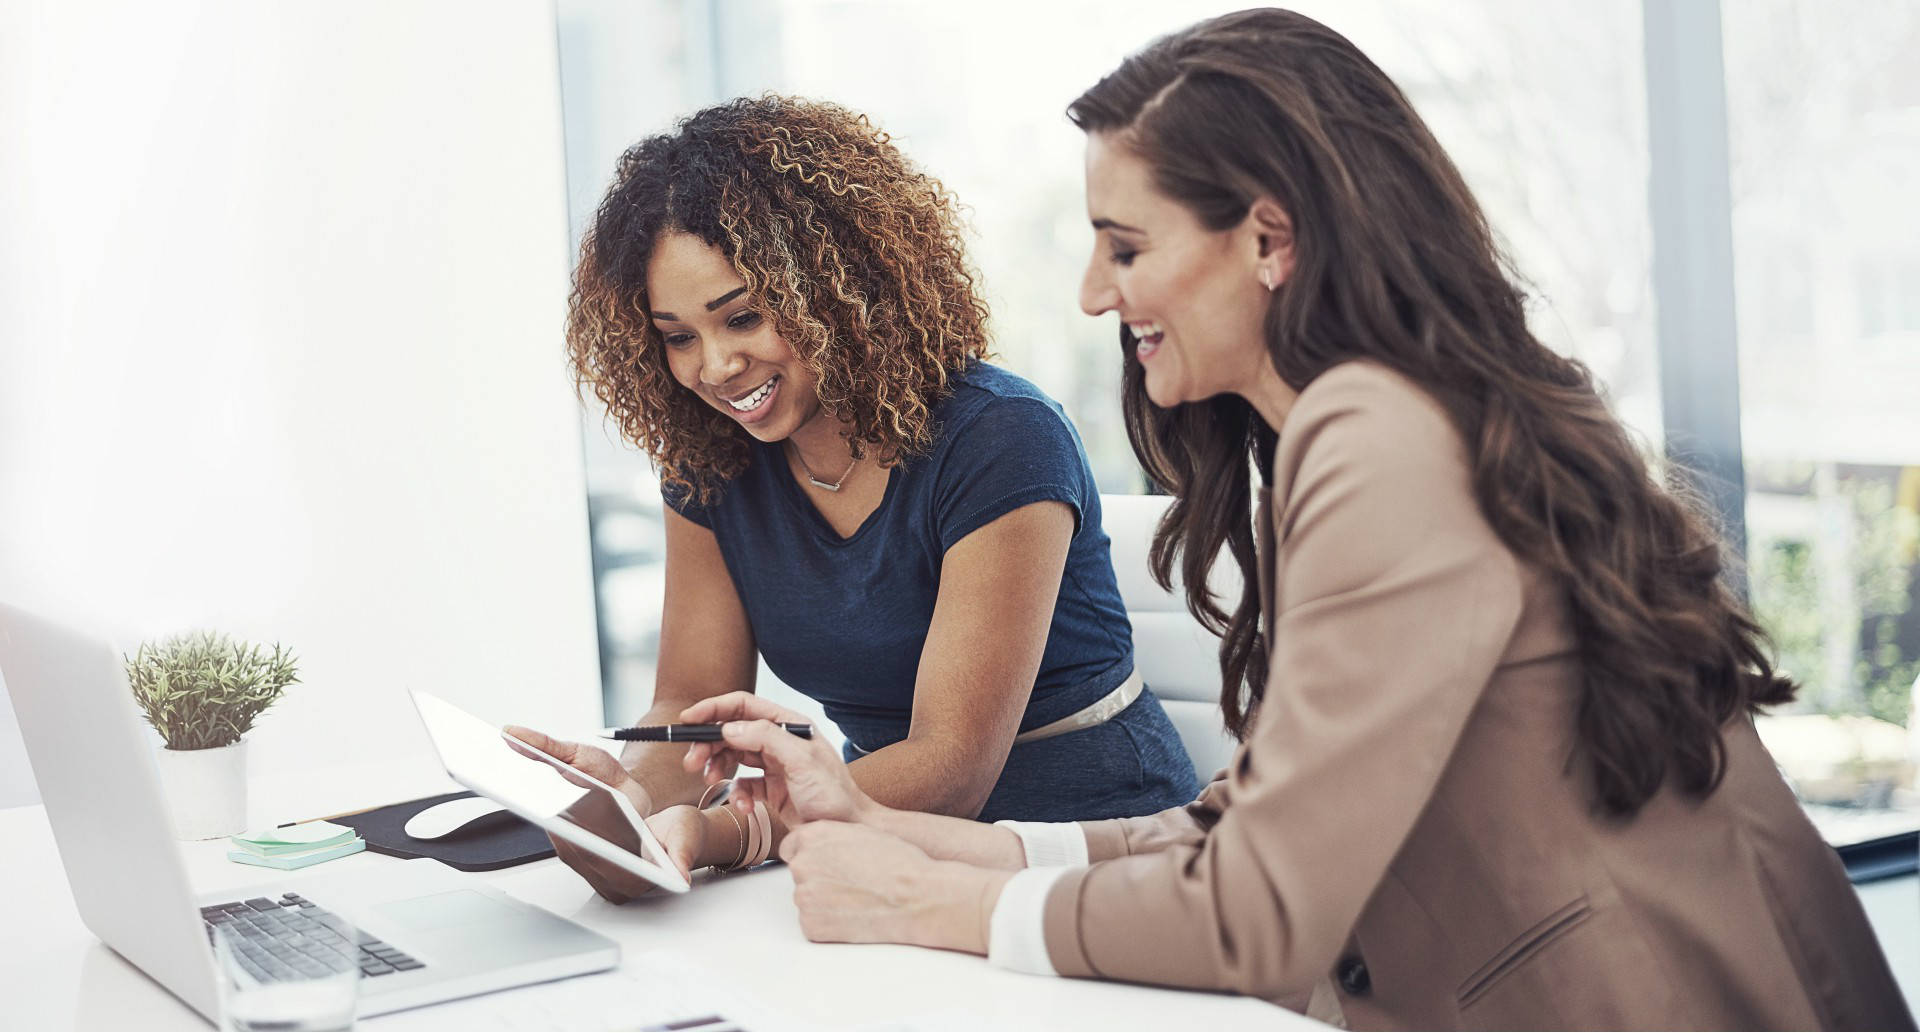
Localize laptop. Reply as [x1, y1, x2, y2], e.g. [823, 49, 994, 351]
[0, 602, 625, 1022]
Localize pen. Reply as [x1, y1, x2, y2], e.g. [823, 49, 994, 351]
[599, 722, 814, 742]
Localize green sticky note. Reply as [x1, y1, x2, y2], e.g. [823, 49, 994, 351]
[231, 820, 357, 855]
[227, 838, 366, 870]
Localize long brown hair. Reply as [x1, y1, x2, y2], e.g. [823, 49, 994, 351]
[567, 96, 991, 504]
[1071, 9, 1793, 816]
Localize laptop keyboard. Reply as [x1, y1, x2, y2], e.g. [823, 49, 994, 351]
[200, 892, 426, 982]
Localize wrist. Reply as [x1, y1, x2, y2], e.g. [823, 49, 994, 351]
[858, 795, 902, 832]
[628, 781, 655, 819]
[696, 805, 746, 869]
[916, 862, 1009, 956]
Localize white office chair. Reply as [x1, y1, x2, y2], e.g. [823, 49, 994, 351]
[1100, 493, 1241, 783]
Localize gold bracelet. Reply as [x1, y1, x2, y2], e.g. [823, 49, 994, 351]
[697, 778, 733, 810]
[714, 802, 747, 871]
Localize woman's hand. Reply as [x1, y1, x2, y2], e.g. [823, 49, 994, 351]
[781, 822, 1011, 955]
[502, 725, 678, 904]
[678, 692, 876, 829]
[644, 804, 710, 887]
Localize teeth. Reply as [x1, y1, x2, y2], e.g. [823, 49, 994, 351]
[1128, 322, 1164, 340]
[727, 376, 778, 411]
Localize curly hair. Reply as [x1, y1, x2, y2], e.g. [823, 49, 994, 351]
[567, 96, 992, 504]
[1074, 9, 1794, 817]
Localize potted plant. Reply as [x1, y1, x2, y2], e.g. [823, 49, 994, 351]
[126, 631, 299, 840]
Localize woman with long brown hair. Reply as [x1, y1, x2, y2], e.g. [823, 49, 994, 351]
[665, 10, 1912, 1029]
[512, 95, 1200, 903]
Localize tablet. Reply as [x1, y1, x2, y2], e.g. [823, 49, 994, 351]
[408, 689, 690, 894]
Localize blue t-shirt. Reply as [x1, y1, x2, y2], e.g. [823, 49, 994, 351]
[666, 362, 1135, 742]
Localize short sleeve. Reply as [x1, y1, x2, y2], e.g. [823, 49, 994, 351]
[660, 477, 715, 529]
[931, 396, 1091, 552]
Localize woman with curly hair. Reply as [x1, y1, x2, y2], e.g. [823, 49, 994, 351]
[651, 11, 1910, 1030]
[510, 96, 1200, 902]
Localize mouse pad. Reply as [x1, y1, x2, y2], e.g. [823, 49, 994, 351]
[333, 790, 556, 872]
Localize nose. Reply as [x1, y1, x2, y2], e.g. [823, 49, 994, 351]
[1079, 253, 1119, 317]
[698, 335, 748, 387]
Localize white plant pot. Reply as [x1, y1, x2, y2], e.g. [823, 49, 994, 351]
[154, 739, 249, 840]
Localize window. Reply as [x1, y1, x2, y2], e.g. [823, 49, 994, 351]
[563, 5, 1920, 862]
[1725, 0, 1920, 848]
[729, 0, 1660, 482]
[561, 0, 1658, 729]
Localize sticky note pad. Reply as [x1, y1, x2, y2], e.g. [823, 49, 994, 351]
[231, 821, 359, 856]
[228, 838, 366, 870]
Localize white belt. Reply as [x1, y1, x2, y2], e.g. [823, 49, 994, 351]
[1012, 670, 1144, 745]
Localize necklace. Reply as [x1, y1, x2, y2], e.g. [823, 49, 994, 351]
[789, 442, 859, 492]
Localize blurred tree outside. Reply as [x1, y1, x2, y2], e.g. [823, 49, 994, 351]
[1750, 466, 1920, 728]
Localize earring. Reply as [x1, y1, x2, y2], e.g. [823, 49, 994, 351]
[1258, 267, 1276, 292]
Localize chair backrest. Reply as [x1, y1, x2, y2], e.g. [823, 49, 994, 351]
[1100, 493, 1240, 782]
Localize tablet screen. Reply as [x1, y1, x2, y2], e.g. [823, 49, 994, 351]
[408, 689, 689, 893]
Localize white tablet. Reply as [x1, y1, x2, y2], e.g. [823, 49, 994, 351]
[408, 689, 690, 894]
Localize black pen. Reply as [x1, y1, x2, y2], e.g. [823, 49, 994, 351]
[599, 722, 813, 742]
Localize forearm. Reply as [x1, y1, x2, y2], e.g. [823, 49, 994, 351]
[736, 800, 1023, 875]
[867, 804, 1027, 870]
[846, 733, 999, 817]
[908, 861, 1013, 956]
[701, 742, 1025, 870]
[684, 735, 1026, 871]
[843, 738, 1026, 868]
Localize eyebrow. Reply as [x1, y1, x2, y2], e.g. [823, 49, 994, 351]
[649, 286, 748, 322]
[1091, 217, 1145, 234]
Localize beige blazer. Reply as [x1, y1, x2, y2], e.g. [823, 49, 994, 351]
[1040, 362, 1911, 1030]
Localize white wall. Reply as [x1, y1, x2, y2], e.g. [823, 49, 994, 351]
[0, 1, 602, 805]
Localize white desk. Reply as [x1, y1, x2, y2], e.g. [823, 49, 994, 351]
[0, 760, 1317, 1031]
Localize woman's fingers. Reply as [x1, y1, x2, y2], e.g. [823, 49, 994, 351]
[683, 741, 742, 784]
[730, 776, 763, 812]
[698, 747, 755, 784]
[504, 732, 601, 793]
[647, 810, 700, 880]
[553, 740, 629, 784]
[502, 724, 563, 757]
[715, 719, 817, 772]
[503, 730, 633, 795]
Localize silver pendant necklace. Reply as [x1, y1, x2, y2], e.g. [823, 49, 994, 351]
[790, 443, 859, 492]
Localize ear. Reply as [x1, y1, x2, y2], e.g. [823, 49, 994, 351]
[1246, 196, 1296, 288]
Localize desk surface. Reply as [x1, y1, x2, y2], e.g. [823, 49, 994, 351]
[0, 760, 1317, 1031]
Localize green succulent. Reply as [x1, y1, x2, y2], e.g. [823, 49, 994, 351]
[125, 631, 299, 750]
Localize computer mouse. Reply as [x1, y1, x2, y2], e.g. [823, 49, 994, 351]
[403, 796, 509, 840]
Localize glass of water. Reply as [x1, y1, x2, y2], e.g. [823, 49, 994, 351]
[210, 906, 361, 1031]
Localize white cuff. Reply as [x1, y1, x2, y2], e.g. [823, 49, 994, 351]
[993, 820, 1089, 868]
[987, 866, 1069, 977]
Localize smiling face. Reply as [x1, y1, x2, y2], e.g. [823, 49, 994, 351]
[647, 231, 825, 442]
[1078, 132, 1290, 410]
